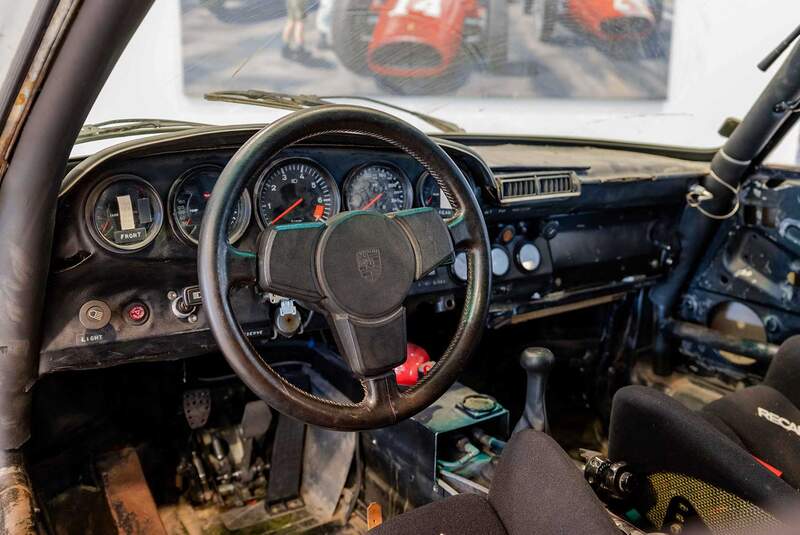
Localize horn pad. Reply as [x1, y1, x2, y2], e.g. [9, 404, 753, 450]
[318, 212, 415, 318]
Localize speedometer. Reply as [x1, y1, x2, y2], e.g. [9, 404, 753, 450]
[343, 162, 412, 214]
[169, 165, 251, 245]
[254, 158, 339, 227]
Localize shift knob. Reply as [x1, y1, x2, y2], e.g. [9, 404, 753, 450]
[513, 347, 555, 434]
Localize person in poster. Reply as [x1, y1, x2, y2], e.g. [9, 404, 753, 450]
[282, 0, 310, 60]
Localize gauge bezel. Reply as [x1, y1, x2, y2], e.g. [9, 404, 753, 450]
[168, 164, 252, 246]
[85, 174, 164, 254]
[342, 161, 413, 213]
[253, 157, 341, 229]
[416, 171, 456, 217]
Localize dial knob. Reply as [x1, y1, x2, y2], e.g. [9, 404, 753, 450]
[517, 242, 541, 272]
[452, 251, 468, 282]
[491, 246, 510, 277]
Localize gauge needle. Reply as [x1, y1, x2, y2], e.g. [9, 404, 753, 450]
[361, 193, 384, 210]
[271, 198, 304, 225]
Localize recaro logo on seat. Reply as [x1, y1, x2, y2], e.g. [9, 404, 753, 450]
[757, 407, 800, 437]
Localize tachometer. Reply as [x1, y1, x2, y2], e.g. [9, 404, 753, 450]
[86, 175, 164, 253]
[417, 172, 455, 218]
[169, 165, 251, 245]
[343, 162, 412, 213]
[254, 158, 339, 227]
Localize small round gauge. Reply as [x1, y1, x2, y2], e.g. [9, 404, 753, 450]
[254, 158, 339, 227]
[343, 162, 412, 214]
[417, 172, 456, 218]
[86, 175, 164, 253]
[169, 165, 251, 245]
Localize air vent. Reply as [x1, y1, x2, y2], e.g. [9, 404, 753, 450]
[494, 170, 581, 204]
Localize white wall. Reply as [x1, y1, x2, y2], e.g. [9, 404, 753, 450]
[0, 1, 36, 82]
[3, 1, 800, 163]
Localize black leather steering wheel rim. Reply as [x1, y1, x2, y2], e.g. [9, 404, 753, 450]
[198, 105, 491, 430]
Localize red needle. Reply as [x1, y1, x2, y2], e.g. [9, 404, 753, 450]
[271, 198, 304, 225]
[362, 192, 384, 210]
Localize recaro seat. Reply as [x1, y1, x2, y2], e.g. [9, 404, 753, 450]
[608, 338, 800, 533]
[372, 430, 619, 535]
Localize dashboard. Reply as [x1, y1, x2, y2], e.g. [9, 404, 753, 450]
[40, 127, 709, 374]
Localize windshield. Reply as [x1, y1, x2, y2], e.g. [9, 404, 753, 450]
[83, 0, 800, 162]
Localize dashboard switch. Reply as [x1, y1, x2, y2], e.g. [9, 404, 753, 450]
[124, 302, 149, 325]
[79, 300, 111, 330]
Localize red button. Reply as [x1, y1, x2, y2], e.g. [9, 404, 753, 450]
[125, 302, 149, 324]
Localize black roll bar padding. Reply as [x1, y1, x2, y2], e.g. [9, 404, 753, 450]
[650, 38, 800, 375]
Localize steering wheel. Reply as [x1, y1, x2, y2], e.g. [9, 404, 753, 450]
[198, 106, 491, 430]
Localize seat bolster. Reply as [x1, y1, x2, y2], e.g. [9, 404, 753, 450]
[489, 430, 619, 535]
[702, 385, 800, 488]
[371, 493, 507, 535]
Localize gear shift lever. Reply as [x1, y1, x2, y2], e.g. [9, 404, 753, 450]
[513, 347, 555, 434]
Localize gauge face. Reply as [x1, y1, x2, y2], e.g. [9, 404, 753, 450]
[170, 166, 251, 245]
[87, 175, 164, 252]
[255, 159, 339, 227]
[343, 163, 412, 214]
[417, 172, 455, 218]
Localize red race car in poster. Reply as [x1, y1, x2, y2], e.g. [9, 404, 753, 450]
[331, 0, 508, 94]
[530, 0, 663, 44]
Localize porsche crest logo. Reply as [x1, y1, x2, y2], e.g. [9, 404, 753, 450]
[356, 248, 382, 282]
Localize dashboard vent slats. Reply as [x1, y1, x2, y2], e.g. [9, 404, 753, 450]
[494, 170, 581, 204]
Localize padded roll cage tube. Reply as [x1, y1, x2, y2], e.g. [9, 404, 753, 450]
[0, 1, 154, 449]
[649, 38, 800, 374]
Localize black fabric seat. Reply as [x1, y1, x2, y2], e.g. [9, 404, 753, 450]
[700, 335, 800, 488]
[372, 430, 619, 535]
[607, 338, 800, 533]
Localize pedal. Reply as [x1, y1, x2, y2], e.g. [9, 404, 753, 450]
[183, 389, 211, 429]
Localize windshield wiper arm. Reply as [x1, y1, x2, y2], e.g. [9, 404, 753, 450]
[204, 90, 465, 134]
[76, 118, 211, 144]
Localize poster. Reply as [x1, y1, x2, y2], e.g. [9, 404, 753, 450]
[182, 0, 673, 99]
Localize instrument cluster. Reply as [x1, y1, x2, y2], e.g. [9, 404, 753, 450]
[84, 155, 456, 253]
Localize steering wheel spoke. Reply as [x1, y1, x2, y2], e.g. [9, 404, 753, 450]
[328, 307, 408, 378]
[225, 245, 259, 286]
[390, 208, 455, 280]
[258, 222, 326, 303]
[363, 373, 401, 411]
[447, 214, 471, 249]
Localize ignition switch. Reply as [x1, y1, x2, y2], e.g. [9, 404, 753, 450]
[169, 285, 201, 322]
